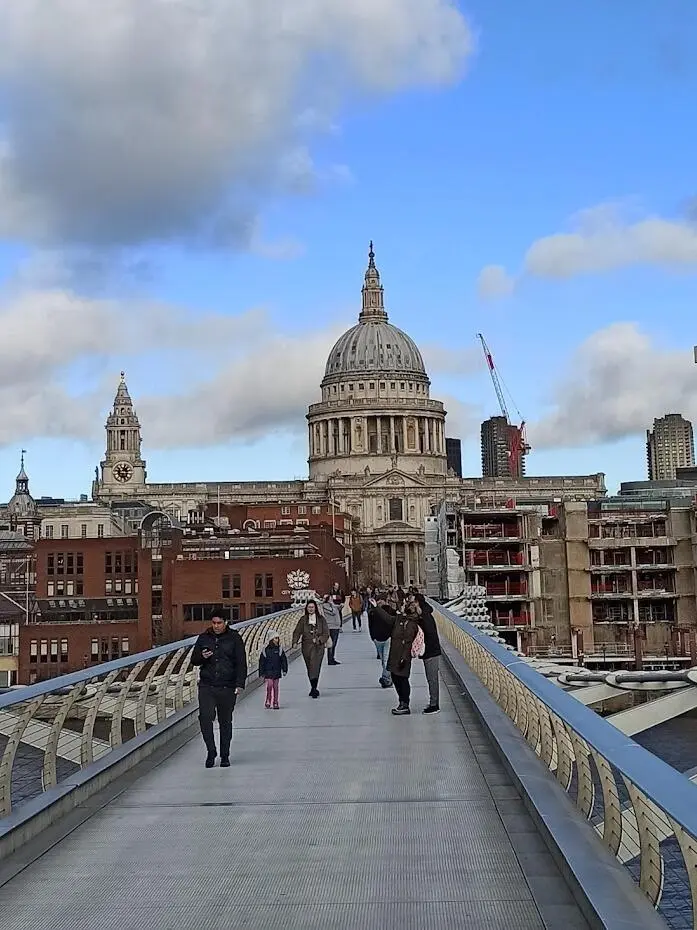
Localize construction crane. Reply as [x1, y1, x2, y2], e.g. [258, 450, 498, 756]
[477, 333, 531, 478]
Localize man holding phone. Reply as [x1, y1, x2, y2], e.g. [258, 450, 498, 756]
[191, 612, 247, 768]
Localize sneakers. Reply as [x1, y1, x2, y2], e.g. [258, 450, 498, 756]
[423, 705, 440, 715]
[205, 752, 216, 768]
[273, 703, 280, 710]
[391, 704, 410, 716]
[220, 757, 230, 767]
[379, 678, 391, 689]
[264, 701, 271, 709]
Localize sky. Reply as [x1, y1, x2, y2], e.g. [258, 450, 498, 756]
[1, 0, 696, 500]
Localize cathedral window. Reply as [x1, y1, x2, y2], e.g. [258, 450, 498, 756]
[45, 525, 54, 539]
[358, 383, 364, 390]
[97, 524, 104, 538]
[389, 498, 404, 522]
[81, 524, 87, 538]
[61, 525, 69, 539]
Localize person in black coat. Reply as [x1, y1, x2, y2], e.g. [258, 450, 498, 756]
[368, 595, 396, 687]
[410, 589, 442, 714]
[191, 612, 248, 767]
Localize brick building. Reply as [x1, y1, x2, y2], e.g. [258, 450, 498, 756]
[18, 507, 349, 683]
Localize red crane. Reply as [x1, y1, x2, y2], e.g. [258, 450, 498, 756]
[477, 333, 531, 478]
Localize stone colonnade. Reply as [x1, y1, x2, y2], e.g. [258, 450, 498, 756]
[309, 414, 444, 458]
[376, 541, 422, 588]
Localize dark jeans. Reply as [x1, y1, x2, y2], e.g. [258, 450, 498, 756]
[393, 674, 411, 706]
[198, 684, 237, 757]
[328, 629, 340, 662]
[352, 611, 362, 630]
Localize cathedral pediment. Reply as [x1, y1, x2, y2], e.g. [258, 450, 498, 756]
[362, 468, 427, 490]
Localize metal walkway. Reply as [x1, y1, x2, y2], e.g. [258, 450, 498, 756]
[0, 628, 589, 930]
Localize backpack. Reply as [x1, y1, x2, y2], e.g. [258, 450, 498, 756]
[411, 625, 425, 659]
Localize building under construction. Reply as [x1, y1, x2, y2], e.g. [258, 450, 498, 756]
[481, 415, 526, 478]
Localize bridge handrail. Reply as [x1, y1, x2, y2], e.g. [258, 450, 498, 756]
[433, 600, 697, 928]
[0, 607, 303, 830]
[0, 611, 298, 712]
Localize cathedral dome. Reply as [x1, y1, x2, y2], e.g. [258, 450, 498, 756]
[322, 244, 429, 386]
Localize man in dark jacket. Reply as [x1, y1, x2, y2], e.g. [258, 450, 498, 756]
[411, 589, 442, 714]
[368, 595, 396, 688]
[191, 612, 248, 767]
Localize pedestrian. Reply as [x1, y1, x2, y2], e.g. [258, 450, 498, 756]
[322, 594, 343, 665]
[367, 594, 395, 688]
[292, 599, 330, 698]
[348, 589, 363, 631]
[410, 590, 442, 714]
[258, 629, 288, 709]
[191, 612, 247, 768]
[386, 603, 421, 715]
[330, 581, 346, 611]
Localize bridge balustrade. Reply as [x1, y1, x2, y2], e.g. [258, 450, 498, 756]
[434, 601, 697, 930]
[0, 607, 302, 851]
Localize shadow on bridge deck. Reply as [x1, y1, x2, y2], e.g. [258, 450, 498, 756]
[0, 628, 589, 930]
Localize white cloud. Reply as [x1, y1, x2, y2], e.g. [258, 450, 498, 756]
[529, 322, 697, 449]
[0, 278, 479, 449]
[476, 264, 516, 299]
[0, 0, 473, 249]
[477, 202, 697, 297]
[421, 343, 483, 376]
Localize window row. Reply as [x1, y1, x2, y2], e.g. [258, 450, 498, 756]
[220, 573, 275, 599]
[91, 636, 130, 662]
[105, 578, 139, 594]
[182, 602, 290, 624]
[29, 638, 69, 664]
[47, 580, 84, 596]
[279, 505, 323, 516]
[47, 552, 84, 576]
[105, 551, 138, 574]
[43, 524, 105, 539]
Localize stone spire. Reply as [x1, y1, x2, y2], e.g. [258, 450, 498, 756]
[97, 371, 147, 493]
[359, 241, 388, 323]
[8, 450, 39, 533]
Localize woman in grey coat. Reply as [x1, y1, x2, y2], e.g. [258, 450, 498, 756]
[322, 594, 343, 665]
[292, 600, 330, 698]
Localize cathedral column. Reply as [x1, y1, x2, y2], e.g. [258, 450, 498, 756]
[414, 545, 421, 585]
[424, 417, 431, 453]
[337, 418, 344, 454]
[377, 416, 383, 454]
[379, 544, 386, 582]
[308, 424, 313, 457]
[403, 418, 408, 454]
[390, 417, 396, 454]
[391, 543, 398, 586]
[405, 543, 411, 586]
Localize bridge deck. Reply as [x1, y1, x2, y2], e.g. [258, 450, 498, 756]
[0, 628, 590, 929]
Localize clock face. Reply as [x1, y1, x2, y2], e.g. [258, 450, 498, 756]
[113, 462, 134, 483]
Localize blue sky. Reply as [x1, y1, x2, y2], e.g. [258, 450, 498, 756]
[1, 0, 696, 501]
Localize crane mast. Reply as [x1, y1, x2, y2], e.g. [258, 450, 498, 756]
[477, 333, 530, 478]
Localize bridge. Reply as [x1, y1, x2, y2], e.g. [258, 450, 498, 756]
[0, 603, 695, 930]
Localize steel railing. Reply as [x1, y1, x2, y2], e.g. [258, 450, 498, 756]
[0, 607, 303, 819]
[434, 602, 697, 930]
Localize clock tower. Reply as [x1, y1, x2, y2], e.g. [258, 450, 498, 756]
[96, 372, 147, 497]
